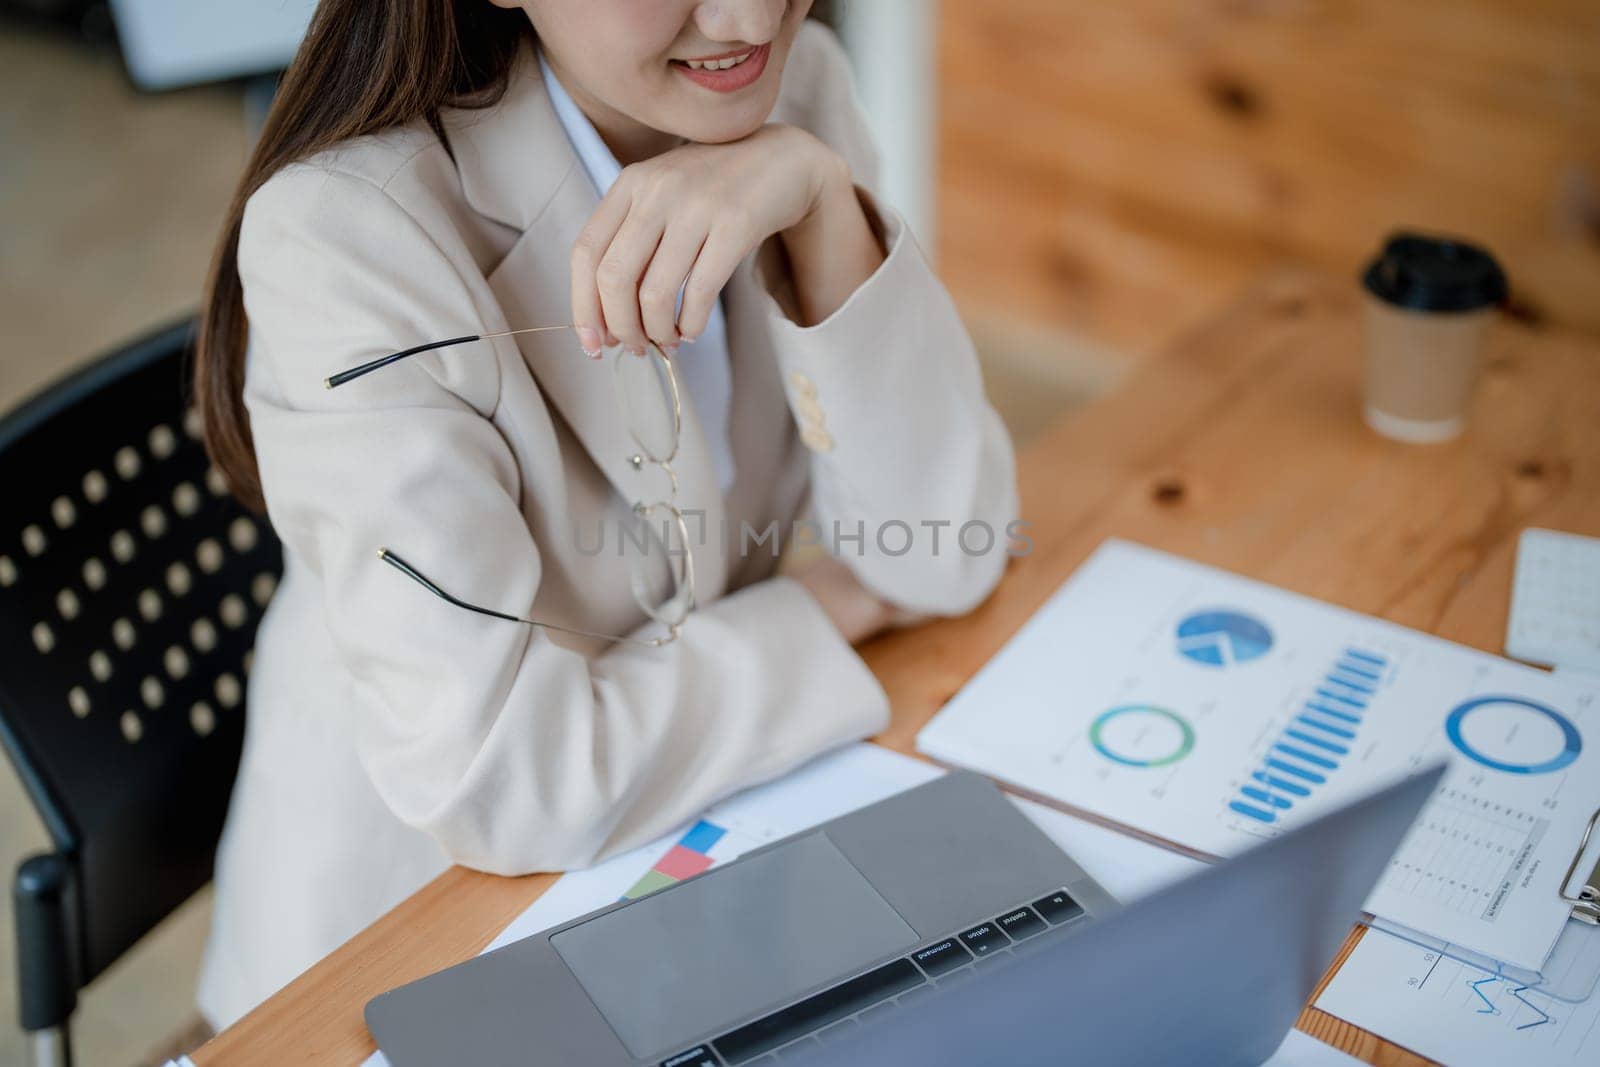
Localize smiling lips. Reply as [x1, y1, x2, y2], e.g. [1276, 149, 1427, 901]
[671, 43, 771, 93]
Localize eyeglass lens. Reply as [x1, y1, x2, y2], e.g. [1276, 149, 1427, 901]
[623, 502, 694, 628]
[613, 348, 681, 464]
[611, 346, 692, 628]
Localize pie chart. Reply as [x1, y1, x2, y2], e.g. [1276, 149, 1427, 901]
[1176, 610, 1274, 668]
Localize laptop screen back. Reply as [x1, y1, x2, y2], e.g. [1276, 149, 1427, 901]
[793, 765, 1447, 1066]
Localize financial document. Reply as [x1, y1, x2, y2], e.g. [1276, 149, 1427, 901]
[917, 540, 1600, 971]
[1318, 925, 1600, 1066]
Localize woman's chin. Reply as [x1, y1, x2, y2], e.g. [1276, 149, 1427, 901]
[657, 88, 783, 145]
[680, 119, 768, 145]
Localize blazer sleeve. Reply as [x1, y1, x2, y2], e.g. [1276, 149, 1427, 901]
[756, 23, 1021, 616]
[239, 165, 888, 875]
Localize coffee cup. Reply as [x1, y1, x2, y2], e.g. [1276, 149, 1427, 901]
[1360, 232, 1508, 444]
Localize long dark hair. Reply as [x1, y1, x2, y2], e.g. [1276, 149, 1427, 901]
[195, 2, 531, 512]
[197, 2, 835, 512]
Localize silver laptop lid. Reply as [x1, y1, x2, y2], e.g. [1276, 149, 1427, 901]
[792, 764, 1446, 1066]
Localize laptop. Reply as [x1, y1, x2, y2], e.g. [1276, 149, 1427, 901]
[367, 765, 1442, 1065]
[788, 764, 1444, 1066]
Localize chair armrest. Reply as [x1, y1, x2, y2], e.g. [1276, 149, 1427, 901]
[13, 852, 79, 1031]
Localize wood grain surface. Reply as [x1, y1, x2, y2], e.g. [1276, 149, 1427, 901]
[937, 0, 1600, 355]
[194, 269, 1600, 1065]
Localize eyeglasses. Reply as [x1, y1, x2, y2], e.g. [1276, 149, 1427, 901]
[326, 326, 695, 647]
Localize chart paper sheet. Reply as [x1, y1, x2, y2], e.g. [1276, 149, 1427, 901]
[918, 540, 1600, 970]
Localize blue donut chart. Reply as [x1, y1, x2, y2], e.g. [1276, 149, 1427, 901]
[1445, 696, 1582, 775]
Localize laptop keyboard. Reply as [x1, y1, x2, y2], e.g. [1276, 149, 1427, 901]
[657, 887, 1089, 1066]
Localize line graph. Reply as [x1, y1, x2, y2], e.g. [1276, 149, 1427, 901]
[1461, 974, 1555, 1030]
[1318, 926, 1596, 1066]
[1470, 975, 1498, 1014]
[1511, 985, 1553, 1030]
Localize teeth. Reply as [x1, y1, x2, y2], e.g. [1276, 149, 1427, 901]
[685, 50, 753, 71]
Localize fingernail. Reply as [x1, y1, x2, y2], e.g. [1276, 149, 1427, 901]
[679, 332, 698, 344]
[576, 326, 600, 355]
[664, 342, 680, 356]
[628, 343, 646, 357]
[605, 331, 619, 347]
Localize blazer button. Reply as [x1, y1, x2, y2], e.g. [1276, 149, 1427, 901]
[795, 394, 826, 426]
[788, 370, 818, 399]
[801, 425, 835, 453]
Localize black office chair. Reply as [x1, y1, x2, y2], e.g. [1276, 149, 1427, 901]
[0, 319, 282, 1067]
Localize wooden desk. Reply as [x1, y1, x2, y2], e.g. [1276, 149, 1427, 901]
[195, 269, 1600, 1066]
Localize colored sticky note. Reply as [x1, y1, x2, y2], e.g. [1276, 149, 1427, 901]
[623, 868, 677, 900]
[654, 844, 715, 882]
[678, 820, 727, 854]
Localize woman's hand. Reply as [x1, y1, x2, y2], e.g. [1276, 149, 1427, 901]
[792, 555, 920, 646]
[569, 123, 884, 356]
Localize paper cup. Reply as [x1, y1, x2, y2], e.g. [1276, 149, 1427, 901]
[1360, 233, 1507, 444]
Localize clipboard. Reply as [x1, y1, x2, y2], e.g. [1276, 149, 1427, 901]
[1359, 805, 1600, 1004]
[1559, 806, 1600, 925]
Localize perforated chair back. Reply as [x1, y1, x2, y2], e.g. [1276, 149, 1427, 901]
[0, 319, 280, 1016]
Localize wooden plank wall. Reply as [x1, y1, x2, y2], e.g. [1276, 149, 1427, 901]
[936, 0, 1600, 357]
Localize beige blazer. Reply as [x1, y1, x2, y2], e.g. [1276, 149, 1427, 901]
[198, 23, 1016, 1028]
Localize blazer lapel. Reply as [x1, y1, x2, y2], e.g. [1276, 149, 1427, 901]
[443, 45, 566, 234]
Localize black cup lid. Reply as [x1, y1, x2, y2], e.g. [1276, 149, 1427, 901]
[1362, 232, 1508, 313]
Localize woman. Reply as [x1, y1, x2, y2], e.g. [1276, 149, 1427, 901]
[194, 0, 1017, 1027]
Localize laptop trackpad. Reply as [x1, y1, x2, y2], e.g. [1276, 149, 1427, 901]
[550, 831, 918, 1058]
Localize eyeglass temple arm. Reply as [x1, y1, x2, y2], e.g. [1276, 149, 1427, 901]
[376, 548, 673, 648]
[325, 325, 577, 389]
[326, 336, 479, 389]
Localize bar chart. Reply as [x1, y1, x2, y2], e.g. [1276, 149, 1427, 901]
[1226, 647, 1388, 824]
